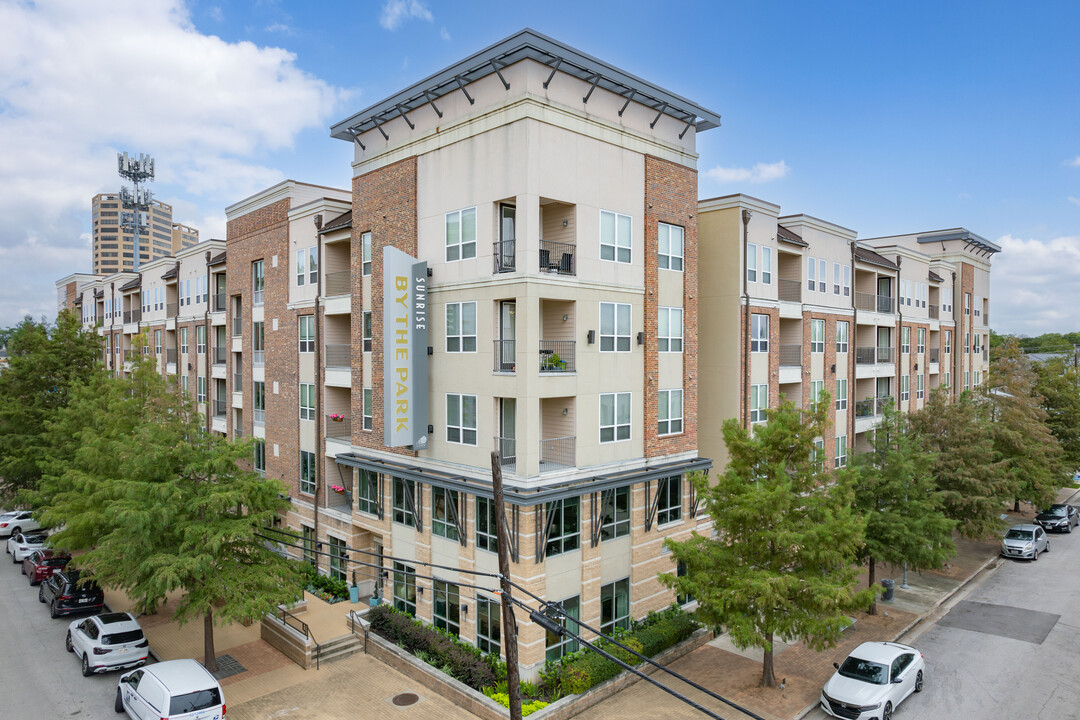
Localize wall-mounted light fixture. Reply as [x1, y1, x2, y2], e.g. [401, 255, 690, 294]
[562, 314, 569, 321]
[562, 219, 568, 227]
[587, 330, 595, 344]
[637, 332, 645, 346]
[562, 408, 568, 416]
[830, 364, 836, 374]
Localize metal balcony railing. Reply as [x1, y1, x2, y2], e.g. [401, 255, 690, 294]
[493, 239, 515, 274]
[854, 292, 895, 314]
[778, 278, 802, 303]
[494, 436, 516, 474]
[855, 346, 876, 365]
[253, 409, 265, 427]
[166, 302, 178, 317]
[929, 347, 940, 364]
[233, 372, 242, 389]
[325, 271, 350, 296]
[124, 350, 140, 362]
[326, 414, 351, 441]
[540, 436, 575, 472]
[929, 304, 939, 319]
[232, 315, 242, 337]
[779, 345, 802, 367]
[166, 348, 177, 364]
[253, 290, 264, 306]
[876, 346, 894, 364]
[213, 293, 227, 312]
[253, 350, 265, 367]
[213, 399, 227, 418]
[325, 344, 351, 368]
[493, 339, 515, 373]
[539, 340, 575, 373]
[213, 346, 226, 366]
[539, 239, 576, 276]
[123, 309, 141, 324]
[855, 396, 894, 418]
[982, 348, 988, 361]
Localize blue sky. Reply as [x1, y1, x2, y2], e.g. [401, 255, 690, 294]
[2, 0, 1078, 335]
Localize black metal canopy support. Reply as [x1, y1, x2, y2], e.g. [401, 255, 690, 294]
[543, 58, 562, 89]
[349, 129, 365, 150]
[536, 502, 558, 563]
[679, 118, 695, 139]
[444, 487, 467, 547]
[650, 103, 668, 129]
[490, 58, 510, 89]
[455, 75, 475, 105]
[396, 104, 415, 130]
[644, 478, 662, 532]
[506, 504, 519, 563]
[401, 477, 423, 531]
[618, 89, 635, 116]
[590, 488, 614, 547]
[582, 73, 601, 104]
[423, 90, 443, 118]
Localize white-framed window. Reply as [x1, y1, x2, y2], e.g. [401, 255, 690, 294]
[327, 536, 347, 582]
[900, 375, 910, 401]
[363, 388, 373, 431]
[964, 293, 971, 315]
[917, 373, 925, 400]
[253, 381, 265, 426]
[659, 307, 683, 352]
[476, 596, 501, 656]
[836, 321, 849, 354]
[445, 302, 477, 353]
[810, 380, 825, 411]
[965, 332, 970, 353]
[180, 374, 188, 394]
[833, 263, 842, 295]
[446, 393, 477, 445]
[659, 389, 683, 436]
[599, 486, 630, 541]
[944, 371, 951, 387]
[299, 315, 314, 353]
[197, 376, 206, 403]
[747, 242, 758, 282]
[974, 370, 981, 386]
[600, 302, 631, 352]
[361, 232, 372, 276]
[944, 331, 952, 354]
[841, 264, 850, 296]
[750, 384, 768, 424]
[363, 312, 372, 353]
[750, 313, 769, 353]
[253, 439, 265, 475]
[432, 487, 460, 542]
[252, 260, 264, 305]
[813, 438, 825, 473]
[600, 210, 632, 264]
[917, 328, 926, 354]
[835, 435, 848, 468]
[253, 321, 265, 366]
[600, 578, 630, 635]
[657, 475, 682, 525]
[659, 222, 683, 271]
[302, 525, 315, 565]
[964, 371, 971, 389]
[296, 249, 306, 286]
[600, 392, 631, 443]
[808, 256, 816, 291]
[761, 246, 772, 284]
[811, 319, 825, 354]
[808, 257, 826, 292]
[476, 497, 497, 552]
[154, 330, 162, 356]
[836, 378, 848, 410]
[433, 580, 461, 637]
[392, 477, 417, 528]
[299, 450, 315, 494]
[300, 383, 315, 421]
[901, 327, 911, 355]
[445, 207, 477, 262]
[544, 497, 580, 557]
[196, 325, 206, 355]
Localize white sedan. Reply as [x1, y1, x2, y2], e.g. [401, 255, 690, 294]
[821, 641, 925, 720]
[6, 532, 47, 563]
[0, 510, 40, 537]
[66, 612, 149, 676]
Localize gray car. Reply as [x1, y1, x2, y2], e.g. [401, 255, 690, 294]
[1001, 524, 1049, 561]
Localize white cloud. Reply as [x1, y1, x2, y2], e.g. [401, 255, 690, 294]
[264, 22, 295, 35]
[440, 26, 451, 42]
[380, 0, 433, 30]
[704, 160, 790, 184]
[992, 234, 1080, 334]
[208, 6, 223, 22]
[1067, 156, 1080, 167]
[1069, 196, 1080, 206]
[0, 0, 347, 326]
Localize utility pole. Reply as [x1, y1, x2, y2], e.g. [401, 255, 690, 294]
[491, 451, 523, 720]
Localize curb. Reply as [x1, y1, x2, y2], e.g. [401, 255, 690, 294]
[791, 552, 1000, 720]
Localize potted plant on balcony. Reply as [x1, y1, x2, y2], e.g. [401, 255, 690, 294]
[329, 413, 345, 422]
[542, 352, 565, 371]
[331, 484, 346, 494]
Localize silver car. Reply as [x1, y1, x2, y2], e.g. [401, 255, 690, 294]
[1001, 524, 1049, 560]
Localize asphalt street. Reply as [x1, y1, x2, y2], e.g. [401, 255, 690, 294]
[0, 546, 138, 720]
[808, 523, 1080, 720]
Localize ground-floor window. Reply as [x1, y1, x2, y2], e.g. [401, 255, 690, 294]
[393, 562, 416, 616]
[433, 580, 460, 637]
[301, 525, 315, 565]
[545, 595, 581, 663]
[600, 578, 630, 635]
[328, 536, 347, 582]
[476, 596, 501, 656]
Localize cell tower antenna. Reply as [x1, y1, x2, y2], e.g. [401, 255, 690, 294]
[117, 151, 155, 271]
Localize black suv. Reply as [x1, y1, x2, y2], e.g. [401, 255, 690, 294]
[39, 569, 105, 618]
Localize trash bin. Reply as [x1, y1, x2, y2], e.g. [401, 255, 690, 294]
[880, 578, 895, 601]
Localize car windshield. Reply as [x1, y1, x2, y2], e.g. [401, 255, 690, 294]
[169, 688, 222, 714]
[1043, 507, 1068, 517]
[838, 656, 887, 685]
[1005, 529, 1033, 541]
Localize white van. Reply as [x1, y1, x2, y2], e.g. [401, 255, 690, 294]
[115, 659, 225, 719]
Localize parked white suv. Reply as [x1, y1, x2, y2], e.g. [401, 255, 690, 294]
[66, 612, 148, 676]
[116, 659, 225, 720]
[0, 510, 40, 537]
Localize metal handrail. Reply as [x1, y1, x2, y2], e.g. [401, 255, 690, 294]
[276, 606, 322, 670]
[348, 609, 369, 654]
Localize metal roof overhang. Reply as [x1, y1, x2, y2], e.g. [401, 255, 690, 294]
[333, 451, 712, 506]
[917, 229, 1000, 256]
[330, 28, 722, 143]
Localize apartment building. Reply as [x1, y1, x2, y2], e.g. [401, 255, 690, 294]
[91, 192, 199, 275]
[698, 195, 996, 466]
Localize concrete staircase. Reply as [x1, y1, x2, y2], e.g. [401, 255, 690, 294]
[316, 632, 363, 665]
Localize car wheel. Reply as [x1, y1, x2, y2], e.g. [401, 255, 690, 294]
[38, 585, 45, 603]
[81, 654, 92, 677]
[883, 701, 893, 720]
[1068, 524, 1073, 533]
[11, 552, 18, 564]
[1046, 541, 1050, 553]
[66, 631, 74, 653]
[915, 670, 924, 692]
[115, 687, 125, 713]
[50, 601, 59, 619]
[1033, 549, 1039, 561]
[10, 526, 21, 536]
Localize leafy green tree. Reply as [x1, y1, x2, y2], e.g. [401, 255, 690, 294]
[985, 338, 1067, 511]
[661, 398, 874, 688]
[33, 349, 298, 672]
[909, 388, 1009, 539]
[0, 311, 102, 502]
[1034, 357, 1080, 472]
[846, 402, 955, 615]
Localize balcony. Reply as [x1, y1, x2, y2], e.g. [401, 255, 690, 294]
[213, 346, 227, 366]
[253, 350, 265, 367]
[929, 347, 940, 364]
[493, 239, 515, 274]
[855, 346, 895, 365]
[123, 309, 141, 324]
[779, 345, 802, 367]
[982, 348, 988, 361]
[325, 271, 349, 296]
[493, 340, 515, 373]
[539, 340, 575, 373]
[494, 436, 516, 474]
[232, 316, 242, 337]
[233, 371, 242, 389]
[252, 409, 265, 428]
[166, 348, 177, 365]
[984, 313, 989, 326]
[855, 292, 895, 314]
[539, 239, 575, 276]
[124, 350, 140, 362]
[929, 304, 939, 319]
[167, 302, 178, 317]
[326, 414, 351, 441]
[778, 278, 802, 303]
[213, 399, 227, 418]
[253, 290, 264, 306]
[213, 293, 227, 312]
[325, 344, 351, 369]
[855, 396, 894, 419]
[540, 436, 575, 473]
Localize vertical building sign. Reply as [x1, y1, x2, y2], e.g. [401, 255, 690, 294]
[383, 247, 429, 448]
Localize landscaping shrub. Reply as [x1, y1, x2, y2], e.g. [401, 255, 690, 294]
[482, 690, 549, 716]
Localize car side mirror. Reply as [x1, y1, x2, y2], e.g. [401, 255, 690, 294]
[833, 662, 839, 669]
[892, 677, 902, 684]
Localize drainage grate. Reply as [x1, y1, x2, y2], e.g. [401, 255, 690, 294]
[210, 654, 247, 681]
[392, 693, 420, 707]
